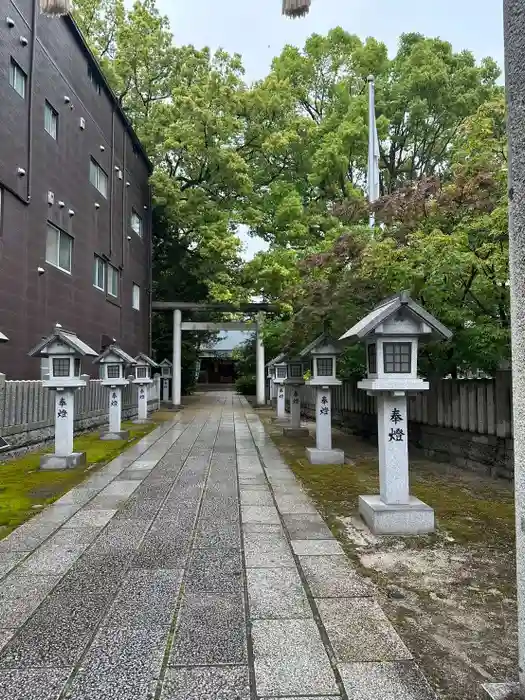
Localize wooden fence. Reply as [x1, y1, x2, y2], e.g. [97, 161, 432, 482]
[300, 371, 513, 439]
[0, 376, 161, 451]
[295, 371, 514, 478]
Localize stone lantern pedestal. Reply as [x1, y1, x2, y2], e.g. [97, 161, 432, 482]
[304, 381, 344, 464]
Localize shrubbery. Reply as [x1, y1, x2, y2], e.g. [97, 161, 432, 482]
[235, 375, 257, 396]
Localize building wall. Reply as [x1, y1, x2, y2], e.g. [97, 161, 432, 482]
[0, 1, 152, 379]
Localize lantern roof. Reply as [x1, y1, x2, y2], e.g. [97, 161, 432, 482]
[134, 352, 159, 368]
[266, 353, 286, 369]
[339, 291, 453, 344]
[93, 344, 136, 366]
[0, 330, 8, 343]
[299, 333, 341, 358]
[28, 324, 98, 358]
[159, 359, 173, 367]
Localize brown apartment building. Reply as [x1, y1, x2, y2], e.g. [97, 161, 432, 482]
[0, 1, 153, 379]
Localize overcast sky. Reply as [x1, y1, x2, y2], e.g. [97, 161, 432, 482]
[155, 0, 504, 260]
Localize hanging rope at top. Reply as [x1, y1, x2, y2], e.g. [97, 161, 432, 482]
[282, 0, 311, 18]
[40, 0, 72, 16]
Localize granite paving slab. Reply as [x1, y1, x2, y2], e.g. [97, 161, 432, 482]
[291, 539, 345, 556]
[241, 505, 280, 524]
[66, 626, 169, 700]
[282, 513, 334, 540]
[0, 668, 70, 700]
[54, 487, 103, 506]
[316, 598, 413, 663]
[15, 527, 99, 576]
[242, 522, 284, 534]
[185, 546, 242, 593]
[240, 490, 274, 506]
[273, 494, 318, 514]
[193, 523, 241, 549]
[103, 569, 183, 628]
[243, 532, 295, 568]
[160, 666, 250, 700]
[0, 631, 14, 653]
[0, 590, 110, 668]
[170, 591, 246, 666]
[251, 618, 338, 696]
[0, 552, 30, 580]
[65, 509, 118, 529]
[299, 555, 373, 598]
[338, 660, 437, 699]
[247, 567, 312, 618]
[0, 574, 61, 628]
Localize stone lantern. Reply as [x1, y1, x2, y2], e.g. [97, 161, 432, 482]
[273, 358, 289, 423]
[283, 357, 309, 437]
[266, 353, 286, 409]
[94, 344, 135, 440]
[28, 324, 97, 469]
[159, 359, 173, 403]
[339, 291, 452, 534]
[299, 335, 344, 464]
[132, 353, 159, 422]
[0, 330, 9, 453]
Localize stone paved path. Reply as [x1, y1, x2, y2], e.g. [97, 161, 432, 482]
[0, 392, 437, 699]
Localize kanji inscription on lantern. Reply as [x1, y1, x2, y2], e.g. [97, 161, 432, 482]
[111, 391, 118, 407]
[139, 389, 145, 399]
[390, 408, 403, 424]
[57, 396, 68, 418]
[292, 391, 299, 404]
[279, 389, 284, 398]
[320, 395, 329, 415]
[388, 427, 405, 442]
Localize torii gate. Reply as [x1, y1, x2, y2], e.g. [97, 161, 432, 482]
[152, 302, 279, 408]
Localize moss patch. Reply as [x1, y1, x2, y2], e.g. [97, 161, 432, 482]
[265, 419, 514, 550]
[0, 419, 158, 539]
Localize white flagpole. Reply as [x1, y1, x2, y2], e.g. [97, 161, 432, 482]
[367, 75, 380, 228]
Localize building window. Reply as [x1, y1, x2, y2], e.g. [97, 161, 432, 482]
[131, 210, 143, 237]
[132, 283, 140, 310]
[46, 223, 72, 274]
[9, 59, 26, 98]
[383, 342, 412, 374]
[367, 343, 377, 374]
[316, 358, 334, 376]
[44, 101, 58, 139]
[89, 158, 108, 198]
[107, 364, 120, 379]
[136, 366, 147, 378]
[93, 255, 105, 290]
[87, 64, 101, 94]
[52, 358, 70, 377]
[107, 264, 119, 298]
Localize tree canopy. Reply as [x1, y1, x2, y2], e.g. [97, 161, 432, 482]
[73, 0, 507, 383]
